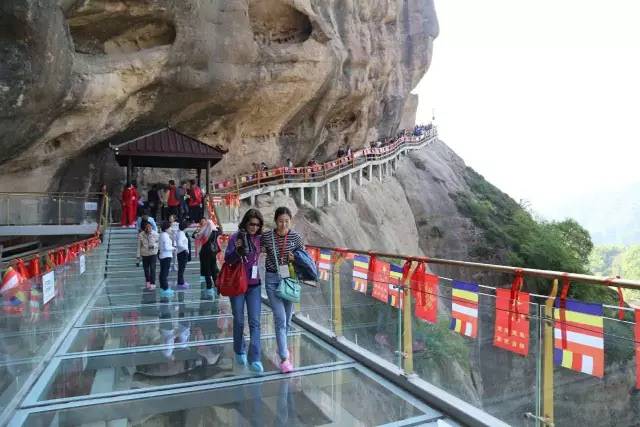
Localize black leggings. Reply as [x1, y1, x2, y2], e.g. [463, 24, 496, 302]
[204, 275, 214, 290]
[159, 257, 172, 290]
[177, 250, 188, 285]
[142, 255, 157, 284]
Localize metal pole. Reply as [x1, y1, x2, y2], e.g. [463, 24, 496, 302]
[332, 253, 345, 337]
[127, 157, 132, 184]
[402, 261, 418, 374]
[543, 279, 558, 425]
[205, 160, 211, 196]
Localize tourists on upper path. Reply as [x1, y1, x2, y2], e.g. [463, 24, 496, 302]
[137, 221, 159, 290]
[225, 209, 264, 374]
[120, 182, 138, 227]
[260, 206, 305, 374]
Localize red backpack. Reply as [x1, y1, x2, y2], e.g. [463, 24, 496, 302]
[217, 261, 247, 297]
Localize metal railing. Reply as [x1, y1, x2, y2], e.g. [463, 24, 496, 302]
[296, 244, 640, 427]
[0, 192, 105, 228]
[208, 127, 438, 196]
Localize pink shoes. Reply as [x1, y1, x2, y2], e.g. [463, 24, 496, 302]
[279, 359, 294, 373]
[145, 282, 156, 290]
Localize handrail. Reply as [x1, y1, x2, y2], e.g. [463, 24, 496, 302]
[0, 234, 101, 271]
[0, 192, 103, 198]
[209, 127, 437, 194]
[307, 244, 640, 291]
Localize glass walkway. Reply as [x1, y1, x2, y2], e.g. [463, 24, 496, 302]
[4, 227, 460, 426]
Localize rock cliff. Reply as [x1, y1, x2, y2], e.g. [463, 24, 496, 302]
[0, 0, 438, 193]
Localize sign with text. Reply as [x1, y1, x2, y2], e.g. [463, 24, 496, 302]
[79, 255, 86, 274]
[84, 202, 98, 211]
[42, 271, 55, 304]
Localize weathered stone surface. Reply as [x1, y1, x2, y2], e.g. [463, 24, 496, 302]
[0, 0, 438, 194]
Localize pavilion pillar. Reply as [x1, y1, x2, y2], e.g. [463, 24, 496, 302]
[313, 187, 319, 208]
[205, 160, 211, 196]
[197, 169, 202, 188]
[126, 157, 132, 184]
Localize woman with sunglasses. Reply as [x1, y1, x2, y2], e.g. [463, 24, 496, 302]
[224, 209, 265, 373]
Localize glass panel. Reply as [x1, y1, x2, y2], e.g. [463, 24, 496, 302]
[552, 312, 635, 427]
[23, 368, 433, 427]
[410, 280, 541, 426]
[67, 310, 279, 353]
[337, 257, 403, 367]
[0, 245, 107, 418]
[81, 302, 272, 326]
[38, 333, 344, 402]
[91, 288, 219, 308]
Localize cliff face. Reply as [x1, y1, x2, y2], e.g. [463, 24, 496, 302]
[0, 0, 438, 192]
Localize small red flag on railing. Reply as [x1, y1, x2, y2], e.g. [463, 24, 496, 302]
[412, 263, 439, 324]
[493, 272, 530, 356]
[370, 257, 390, 303]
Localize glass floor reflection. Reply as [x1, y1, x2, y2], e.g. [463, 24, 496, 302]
[8, 228, 458, 426]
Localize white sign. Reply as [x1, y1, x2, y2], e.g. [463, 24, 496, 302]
[84, 202, 98, 211]
[79, 255, 86, 274]
[42, 271, 55, 304]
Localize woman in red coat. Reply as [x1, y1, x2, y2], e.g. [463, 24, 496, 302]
[121, 183, 138, 227]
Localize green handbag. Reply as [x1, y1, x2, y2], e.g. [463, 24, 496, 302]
[271, 233, 301, 303]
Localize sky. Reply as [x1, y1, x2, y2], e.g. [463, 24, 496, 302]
[414, 0, 640, 224]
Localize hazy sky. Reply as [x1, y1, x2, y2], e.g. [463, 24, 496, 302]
[414, 0, 640, 219]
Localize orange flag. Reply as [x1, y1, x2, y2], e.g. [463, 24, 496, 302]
[412, 263, 439, 324]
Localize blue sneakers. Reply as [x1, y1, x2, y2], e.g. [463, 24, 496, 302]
[159, 288, 175, 298]
[249, 361, 264, 374]
[204, 288, 216, 299]
[235, 353, 248, 366]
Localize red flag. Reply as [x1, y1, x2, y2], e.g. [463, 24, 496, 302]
[412, 263, 439, 324]
[29, 258, 41, 278]
[635, 309, 640, 389]
[494, 288, 530, 356]
[306, 247, 320, 265]
[370, 257, 390, 303]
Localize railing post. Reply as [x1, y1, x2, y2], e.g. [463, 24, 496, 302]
[58, 197, 62, 225]
[332, 252, 344, 336]
[543, 279, 558, 425]
[402, 261, 418, 375]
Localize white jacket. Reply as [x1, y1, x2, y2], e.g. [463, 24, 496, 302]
[159, 232, 175, 259]
[176, 230, 189, 254]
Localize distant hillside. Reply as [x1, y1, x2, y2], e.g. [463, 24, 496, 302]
[544, 183, 640, 245]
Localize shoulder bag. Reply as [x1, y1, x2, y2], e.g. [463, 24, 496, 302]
[271, 232, 301, 303]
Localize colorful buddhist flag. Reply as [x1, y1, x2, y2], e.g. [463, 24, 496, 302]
[371, 258, 390, 303]
[635, 309, 640, 389]
[494, 288, 530, 356]
[318, 249, 332, 281]
[450, 280, 479, 338]
[554, 299, 604, 378]
[390, 263, 403, 283]
[412, 263, 439, 324]
[352, 254, 369, 293]
[388, 263, 404, 308]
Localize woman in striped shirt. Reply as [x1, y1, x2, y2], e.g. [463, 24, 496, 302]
[260, 206, 304, 373]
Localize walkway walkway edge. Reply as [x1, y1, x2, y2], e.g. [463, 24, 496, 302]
[293, 314, 510, 427]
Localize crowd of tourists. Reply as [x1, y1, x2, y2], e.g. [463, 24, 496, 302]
[134, 204, 311, 375]
[120, 179, 204, 228]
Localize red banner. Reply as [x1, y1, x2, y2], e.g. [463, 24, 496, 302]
[494, 288, 530, 356]
[370, 257, 390, 303]
[412, 263, 439, 324]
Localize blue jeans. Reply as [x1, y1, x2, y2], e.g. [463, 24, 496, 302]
[265, 272, 293, 361]
[230, 284, 262, 363]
